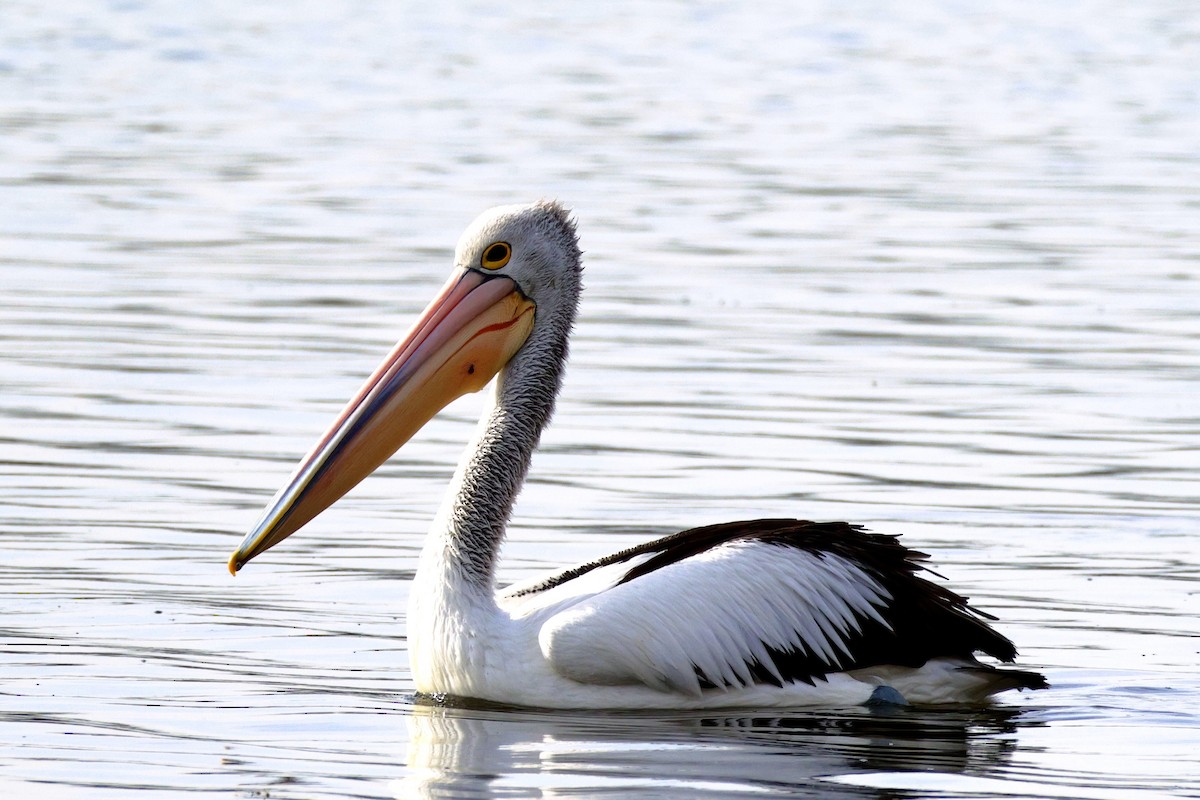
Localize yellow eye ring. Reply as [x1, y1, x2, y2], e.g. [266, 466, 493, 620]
[481, 242, 512, 270]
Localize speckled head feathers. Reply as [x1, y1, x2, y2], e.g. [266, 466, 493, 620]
[454, 201, 582, 325]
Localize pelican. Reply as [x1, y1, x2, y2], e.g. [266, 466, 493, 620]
[229, 201, 1046, 708]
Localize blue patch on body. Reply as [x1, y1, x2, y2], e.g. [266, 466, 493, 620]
[865, 685, 908, 707]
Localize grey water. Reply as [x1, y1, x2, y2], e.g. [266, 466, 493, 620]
[2, 1, 1199, 797]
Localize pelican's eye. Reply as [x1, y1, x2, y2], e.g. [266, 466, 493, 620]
[481, 242, 512, 270]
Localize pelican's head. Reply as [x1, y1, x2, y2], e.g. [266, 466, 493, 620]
[228, 201, 581, 573]
[455, 201, 581, 321]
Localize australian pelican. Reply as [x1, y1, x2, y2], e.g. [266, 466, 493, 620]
[229, 202, 1046, 708]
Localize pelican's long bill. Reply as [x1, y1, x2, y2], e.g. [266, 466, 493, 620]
[228, 268, 535, 574]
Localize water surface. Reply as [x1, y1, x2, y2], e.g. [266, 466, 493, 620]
[2, 1, 1199, 797]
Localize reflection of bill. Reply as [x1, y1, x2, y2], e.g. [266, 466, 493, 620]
[396, 699, 1029, 800]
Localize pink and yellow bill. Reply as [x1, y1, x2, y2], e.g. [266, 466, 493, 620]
[228, 268, 534, 574]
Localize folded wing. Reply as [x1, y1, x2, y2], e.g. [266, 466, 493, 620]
[534, 520, 1021, 697]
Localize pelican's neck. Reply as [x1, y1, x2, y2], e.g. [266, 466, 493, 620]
[417, 318, 569, 605]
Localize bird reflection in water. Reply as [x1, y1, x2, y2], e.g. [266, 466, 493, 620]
[396, 696, 1034, 799]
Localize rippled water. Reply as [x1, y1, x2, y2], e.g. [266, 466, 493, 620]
[3, 1, 1199, 797]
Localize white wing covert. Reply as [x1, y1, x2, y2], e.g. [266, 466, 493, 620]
[538, 539, 893, 697]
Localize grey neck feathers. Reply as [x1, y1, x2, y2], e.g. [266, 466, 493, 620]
[437, 300, 575, 591]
